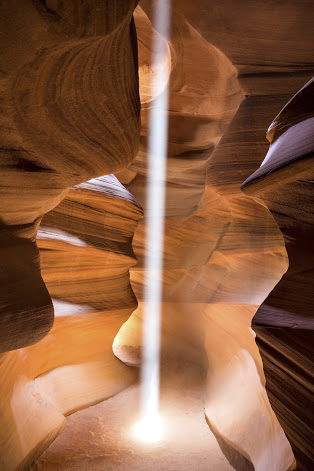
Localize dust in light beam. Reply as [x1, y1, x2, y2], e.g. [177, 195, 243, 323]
[132, 0, 171, 443]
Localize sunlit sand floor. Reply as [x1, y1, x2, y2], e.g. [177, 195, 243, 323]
[30, 359, 234, 471]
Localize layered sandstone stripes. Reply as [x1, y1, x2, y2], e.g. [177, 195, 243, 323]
[0, 0, 140, 352]
[0, 174, 143, 470]
[0, 1, 313, 471]
[242, 78, 314, 470]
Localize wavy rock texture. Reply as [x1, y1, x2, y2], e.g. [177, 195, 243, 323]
[115, 2, 313, 470]
[0, 175, 143, 471]
[0, 1, 314, 471]
[0, 0, 140, 352]
[0, 1, 142, 469]
[242, 78, 314, 471]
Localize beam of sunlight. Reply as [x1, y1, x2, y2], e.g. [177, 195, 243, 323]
[133, 0, 171, 443]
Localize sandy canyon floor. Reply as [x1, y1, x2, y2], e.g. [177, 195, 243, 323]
[29, 360, 236, 471]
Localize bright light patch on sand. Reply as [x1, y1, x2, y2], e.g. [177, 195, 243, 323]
[132, 415, 164, 443]
[134, 0, 171, 444]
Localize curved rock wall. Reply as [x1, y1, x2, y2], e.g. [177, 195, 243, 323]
[0, 1, 142, 469]
[115, 2, 313, 469]
[0, 1, 313, 470]
[0, 175, 143, 471]
[242, 78, 314, 471]
[113, 3, 309, 470]
[0, 0, 140, 352]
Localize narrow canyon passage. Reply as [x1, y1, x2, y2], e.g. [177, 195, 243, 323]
[0, 1, 313, 471]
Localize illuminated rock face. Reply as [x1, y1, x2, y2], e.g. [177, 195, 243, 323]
[0, 174, 143, 470]
[0, 1, 313, 471]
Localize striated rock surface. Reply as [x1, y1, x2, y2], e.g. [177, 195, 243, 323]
[0, 1, 313, 471]
[39, 176, 142, 314]
[114, 2, 313, 470]
[0, 0, 140, 352]
[0, 1, 143, 466]
[0, 175, 143, 471]
[242, 77, 314, 471]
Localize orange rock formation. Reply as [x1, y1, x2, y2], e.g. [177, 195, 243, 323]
[0, 1, 313, 470]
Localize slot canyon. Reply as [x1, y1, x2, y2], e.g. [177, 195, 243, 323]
[0, 1, 313, 470]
